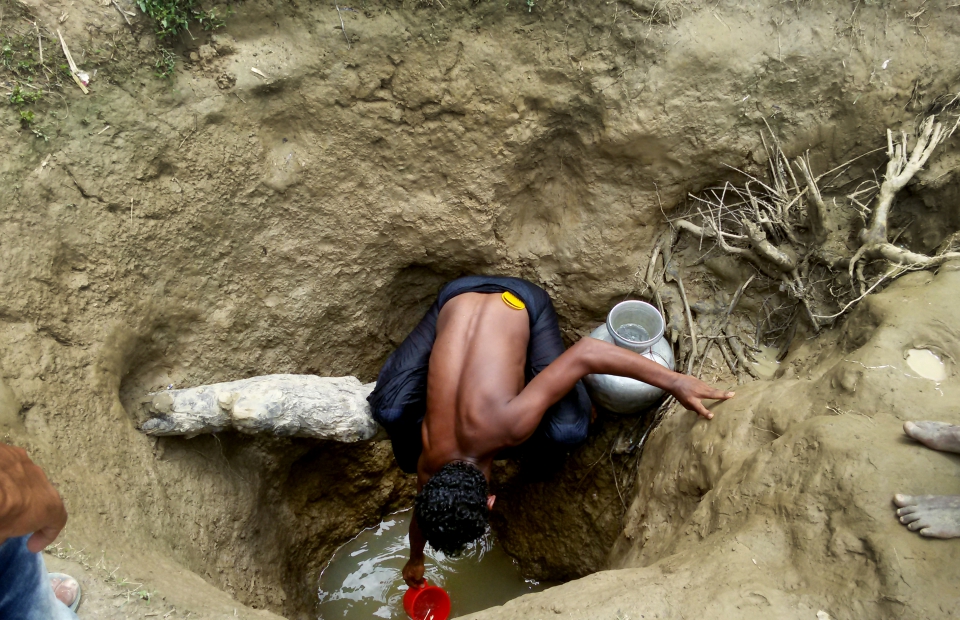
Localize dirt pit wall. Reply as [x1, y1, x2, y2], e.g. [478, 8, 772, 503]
[465, 263, 960, 620]
[2, 0, 960, 617]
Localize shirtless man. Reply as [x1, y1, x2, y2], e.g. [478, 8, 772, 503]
[894, 421, 960, 539]
[367, 276, 734, 588]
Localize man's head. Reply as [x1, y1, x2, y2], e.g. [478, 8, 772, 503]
[415, 461, 494, 555]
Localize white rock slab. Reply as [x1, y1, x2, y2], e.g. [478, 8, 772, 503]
[139, 374, 378, 442]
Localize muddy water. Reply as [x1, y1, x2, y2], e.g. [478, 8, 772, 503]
[750, 345, 781, 379]
[317, 510, 549, 619]
[905, 348, 948, 382]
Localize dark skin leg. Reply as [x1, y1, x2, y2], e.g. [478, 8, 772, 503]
[403, 293, 734, 587]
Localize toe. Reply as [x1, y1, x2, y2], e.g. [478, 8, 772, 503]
[918, 525, 951, 539]
[907, 519, 928, 531]
[903, 421, 917, 437]
[893, 494, 915, 507]
[899, 512, 921, 524]
[896, 505, 918, 516]
[50, 575, 79, 607]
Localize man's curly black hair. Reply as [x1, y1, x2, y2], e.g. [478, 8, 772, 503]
[415, 461, 489, 556]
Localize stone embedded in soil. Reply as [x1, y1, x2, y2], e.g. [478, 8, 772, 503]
[140, 374, 379, 441]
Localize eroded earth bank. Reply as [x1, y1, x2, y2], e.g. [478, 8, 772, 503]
[1, 0, 959, 617]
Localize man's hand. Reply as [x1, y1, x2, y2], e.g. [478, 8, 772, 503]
[0, 444, 68, 553]
[669, 375, 734, 420]
[402, 556, 425, 588]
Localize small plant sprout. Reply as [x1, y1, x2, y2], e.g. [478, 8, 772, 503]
[155, 47, 177, 78]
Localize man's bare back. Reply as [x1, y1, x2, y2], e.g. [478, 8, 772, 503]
[420, 292, 531, 479]
[402, 290, 734, 587]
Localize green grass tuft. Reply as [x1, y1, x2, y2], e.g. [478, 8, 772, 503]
[136, 0, 229, 79]
[154, 47, 177, 79]
[136, 0, 227, 40]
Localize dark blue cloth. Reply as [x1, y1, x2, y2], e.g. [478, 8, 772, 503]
[0, 536, 78, 619]
[368, 275, 591, 473]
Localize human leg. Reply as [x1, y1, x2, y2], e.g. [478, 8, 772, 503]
[0, 536, 79, 619]
[893, 421, 960, 539]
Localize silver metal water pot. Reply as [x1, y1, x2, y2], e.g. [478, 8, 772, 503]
[582, 300, 675, 414]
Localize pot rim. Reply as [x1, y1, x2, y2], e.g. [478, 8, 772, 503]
[605, 300, 665, 351]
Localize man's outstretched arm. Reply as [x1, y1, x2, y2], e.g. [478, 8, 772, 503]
[504, 337, 734, 444]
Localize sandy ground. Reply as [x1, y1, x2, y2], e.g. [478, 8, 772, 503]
[2, 0, 959, 617]
[44, 551, 282, 619]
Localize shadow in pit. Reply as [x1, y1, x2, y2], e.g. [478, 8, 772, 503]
[491, 412, 649, 583]
[148, 431, 415, 618]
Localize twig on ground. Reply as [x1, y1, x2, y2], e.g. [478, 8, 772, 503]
[57, 29, 88, 94]
[725, 275, 755, 321]
[36, 22, 42, 64]
[718, 338, 743, 382]
[335, 2, 351, 49]
[112, 0, 133, 26]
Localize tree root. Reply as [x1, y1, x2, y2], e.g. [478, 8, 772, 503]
[666, 110, 958, 375]
[847, 116, 952, 283]
[725, 329, 761, 380]
[794, 153, 827, 243]
[673, 218, 780, 279]
[859, 118, 946, 247]
[744, 221, 796, 272]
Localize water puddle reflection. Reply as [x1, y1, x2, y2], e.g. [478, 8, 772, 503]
[317, 509, 550, 619]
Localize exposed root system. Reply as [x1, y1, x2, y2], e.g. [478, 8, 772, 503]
[670, 110, 960, 347]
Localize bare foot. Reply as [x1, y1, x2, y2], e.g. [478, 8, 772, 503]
[903, 421, 960, 454]
[893, 494, 960, 539]
[50, 574, 80, 609]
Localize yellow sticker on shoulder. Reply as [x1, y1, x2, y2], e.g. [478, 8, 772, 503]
[501, 291, 526, 310]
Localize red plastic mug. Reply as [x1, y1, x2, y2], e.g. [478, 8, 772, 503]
[402, 581, 451, 620]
